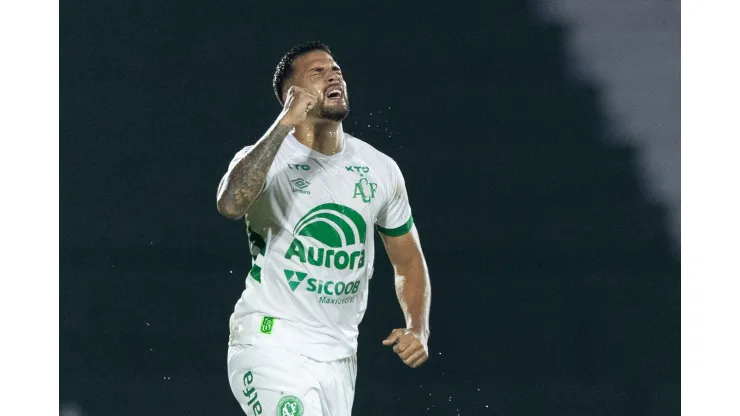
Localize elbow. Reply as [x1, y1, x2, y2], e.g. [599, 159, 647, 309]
[216, 198, 246, 220]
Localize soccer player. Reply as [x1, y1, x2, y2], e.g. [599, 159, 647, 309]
[216, 41, 431, 416]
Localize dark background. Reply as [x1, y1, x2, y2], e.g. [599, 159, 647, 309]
[61, 1, 680, 415]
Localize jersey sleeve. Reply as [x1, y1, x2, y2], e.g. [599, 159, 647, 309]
[375, 158, 414, 237]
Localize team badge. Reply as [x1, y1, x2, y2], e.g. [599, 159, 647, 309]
[276, 395, 304, 416]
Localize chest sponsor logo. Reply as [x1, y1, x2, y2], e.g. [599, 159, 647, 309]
[284, 269, 361, 304]
[284, 203, 367, 270]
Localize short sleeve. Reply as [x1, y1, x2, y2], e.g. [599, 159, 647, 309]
[375, 159, 414, 236]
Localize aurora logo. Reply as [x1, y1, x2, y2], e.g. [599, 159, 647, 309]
[293, 203, 367, 247]
[285, 203, 367, 270]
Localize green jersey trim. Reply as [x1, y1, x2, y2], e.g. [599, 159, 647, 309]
[249, 264, 262, 283]
[247, 226, 266, 260]
[376, 216, 414, 237]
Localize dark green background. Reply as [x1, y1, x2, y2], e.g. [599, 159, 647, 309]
[61, 1, 679, 414]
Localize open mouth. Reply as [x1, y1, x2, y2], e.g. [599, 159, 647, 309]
[325, 86, 343, 100]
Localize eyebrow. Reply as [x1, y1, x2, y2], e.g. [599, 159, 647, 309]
[308, 65, 342, 73]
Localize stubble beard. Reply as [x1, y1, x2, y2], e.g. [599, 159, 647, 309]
[317, 97, 350, 122]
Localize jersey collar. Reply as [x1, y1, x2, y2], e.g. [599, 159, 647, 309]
[285, 132, 348, 160]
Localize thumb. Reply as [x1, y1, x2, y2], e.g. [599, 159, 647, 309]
[382, 330, 402, 346]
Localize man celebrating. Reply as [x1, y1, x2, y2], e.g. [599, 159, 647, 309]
[217, 41, 431, 416]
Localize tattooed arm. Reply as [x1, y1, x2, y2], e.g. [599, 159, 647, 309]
[216, 86, 318, 220]
[216, 122, 292, 220]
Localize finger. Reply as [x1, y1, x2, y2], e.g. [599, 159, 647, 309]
[410, 351, 429, 368]
[286, 86, 301, 100]
[393, 336, 411, 354]
[289, 85, 306, 95]
[382, 335, 399, 346]
[403, 348, 427, 367]
[399, 342, 420, 360]
[399, 333, 417, 350]
[382, 329, 403, 346]
[283, 90, 295, 108]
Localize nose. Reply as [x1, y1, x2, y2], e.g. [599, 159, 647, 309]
[327, 70, 341, 84]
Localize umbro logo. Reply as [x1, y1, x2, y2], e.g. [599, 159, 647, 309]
[291, 178, 310, 189]
[290, 178, 311, 195]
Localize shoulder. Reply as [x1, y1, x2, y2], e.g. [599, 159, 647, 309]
[345, 133, 401, 171]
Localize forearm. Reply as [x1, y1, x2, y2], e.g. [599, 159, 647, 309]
[394, 255, 431, 337]
[216, 121, 293, 219]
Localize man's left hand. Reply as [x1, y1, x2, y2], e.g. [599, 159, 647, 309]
[382, 328, 429, 368]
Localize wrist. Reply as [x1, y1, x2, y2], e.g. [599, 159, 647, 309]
[407, 327, 430, 339]
[277, 113, 299, 128]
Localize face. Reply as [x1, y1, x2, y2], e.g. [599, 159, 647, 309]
[285, 50, 350, 121]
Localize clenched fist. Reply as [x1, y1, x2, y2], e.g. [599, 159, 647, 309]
[382, 328, 429, 368]
[278, 86, 319, 127]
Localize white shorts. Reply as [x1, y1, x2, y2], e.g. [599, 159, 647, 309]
[227, 344, 358, 416]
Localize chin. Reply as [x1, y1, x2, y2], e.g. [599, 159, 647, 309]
[320, 105, 350, 122]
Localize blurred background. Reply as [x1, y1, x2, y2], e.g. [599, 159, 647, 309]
[60, 0, 680, 415]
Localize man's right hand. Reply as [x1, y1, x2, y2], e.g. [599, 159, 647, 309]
[278, 86, 319, 127]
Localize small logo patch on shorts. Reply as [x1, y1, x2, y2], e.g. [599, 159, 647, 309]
[276, 395, 303, 416]
[260, 316, 274, 334]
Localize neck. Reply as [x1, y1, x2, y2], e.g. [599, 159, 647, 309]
[293, 119, 345, 156]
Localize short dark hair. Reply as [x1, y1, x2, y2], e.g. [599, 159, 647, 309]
[273, 41, 333, 105]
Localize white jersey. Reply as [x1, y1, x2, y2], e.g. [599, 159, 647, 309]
[225, 132, 413, 362]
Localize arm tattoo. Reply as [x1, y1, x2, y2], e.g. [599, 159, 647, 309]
[217, 123, 293, 218]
